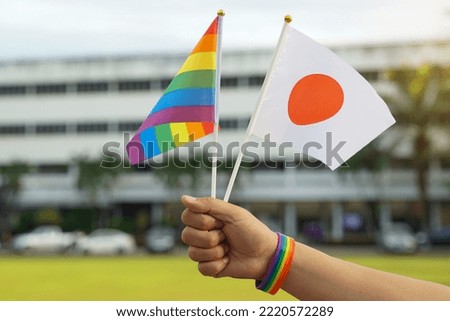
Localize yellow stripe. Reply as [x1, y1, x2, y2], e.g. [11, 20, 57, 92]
[170, 123, 190, 147]
[176, 52, 216, 75]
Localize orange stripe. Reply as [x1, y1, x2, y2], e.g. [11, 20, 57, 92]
[192, 34, 217, 54]
[186, 122, 206, 141]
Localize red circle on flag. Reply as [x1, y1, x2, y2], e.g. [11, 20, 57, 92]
[288, 74, 344, 125]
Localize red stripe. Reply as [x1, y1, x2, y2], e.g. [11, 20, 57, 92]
[204, 17, 218, 35]
[201, 122, 215, 134]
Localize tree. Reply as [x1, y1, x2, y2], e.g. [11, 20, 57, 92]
[75, 155, 124, 228]
[152, 155, 207, 193]
[0, 162, 30, 242]
[385, 65, 449, 231]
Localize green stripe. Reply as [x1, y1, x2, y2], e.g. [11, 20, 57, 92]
[164, 70, 215, 94]
[155, 124, 174, 153]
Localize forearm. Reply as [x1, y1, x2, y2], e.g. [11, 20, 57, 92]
[282, 243, 450, 301]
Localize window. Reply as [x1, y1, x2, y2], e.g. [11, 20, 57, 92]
[118, 122, 141, 132]
[118, 80, 151, 91]
[0, 86, 26, 95]
[221, 77, 238, 87]
[248, 76, 265, 87]
[36, 84, 66, 94]
[219, 118, 239, 130]
[76, 123, 108, 133]
[36, 124, 66, 134]
[219, 118, 249, 130]
[238, 118, 250, 129]
[77, 82, 108, 92]
[0, 125, 26, 135]
[159, 79, 172, 90]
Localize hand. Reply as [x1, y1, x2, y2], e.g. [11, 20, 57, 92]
[180, 195, 278, 280]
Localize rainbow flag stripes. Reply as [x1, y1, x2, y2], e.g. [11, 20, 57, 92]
[127, 17, 220, 165]
[256, 232, 296, 295]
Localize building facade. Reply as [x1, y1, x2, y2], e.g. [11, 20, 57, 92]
[0, 39, 449, 241]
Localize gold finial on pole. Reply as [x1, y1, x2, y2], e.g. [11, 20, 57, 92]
[284, 15, 292, 23]
[217, 9, 225, 16]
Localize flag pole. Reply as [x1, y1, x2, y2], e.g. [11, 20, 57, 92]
[223, 15, 292, 202]
[211, 9, 224, 198]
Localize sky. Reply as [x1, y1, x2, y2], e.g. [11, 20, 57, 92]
[0, 0, 449, 61]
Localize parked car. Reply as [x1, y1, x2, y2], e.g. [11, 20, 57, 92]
[75, 228, 136, 255]
[429, 226, 450, 244]
[145, 226, 176, 253]
[377, 223, 418, 254]
[12, 225, 80, 253]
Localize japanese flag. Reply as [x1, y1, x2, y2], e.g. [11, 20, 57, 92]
[250, 24, 396, 170]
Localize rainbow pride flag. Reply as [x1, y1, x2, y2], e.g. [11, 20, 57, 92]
[127, 15, 222, 165]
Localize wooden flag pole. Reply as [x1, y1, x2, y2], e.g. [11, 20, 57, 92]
[211, 9, 225, 198]
[223, 15, 292, 202]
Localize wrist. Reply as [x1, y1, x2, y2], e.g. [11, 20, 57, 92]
[256, 231, 279, 280]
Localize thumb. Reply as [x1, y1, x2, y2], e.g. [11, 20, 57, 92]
[181, 195, 210, 213]
[181, 195, 249, 224]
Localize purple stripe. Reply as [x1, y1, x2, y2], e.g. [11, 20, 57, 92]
[137, 106, 214, 134]
[126, 134, 146, 165]
[256, 232, 283, 290]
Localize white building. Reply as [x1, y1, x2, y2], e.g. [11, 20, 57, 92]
[0, 39, 449, 241]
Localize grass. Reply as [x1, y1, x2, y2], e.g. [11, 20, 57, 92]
[0, 254, 448, 300]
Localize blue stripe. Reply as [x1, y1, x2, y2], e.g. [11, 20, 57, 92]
[140, 127, 161, 159]
[151, 88, 215, 114]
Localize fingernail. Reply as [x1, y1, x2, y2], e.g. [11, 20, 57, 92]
[223, 256, 229, 265]
[183, 195, 196, 202]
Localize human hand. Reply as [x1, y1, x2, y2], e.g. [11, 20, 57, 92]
[181, 195, 277, 280]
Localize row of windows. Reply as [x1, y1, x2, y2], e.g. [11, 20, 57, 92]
[0, 118, 250, 136]
[0, 71, 381, 96]
[0, 76, 265, 96]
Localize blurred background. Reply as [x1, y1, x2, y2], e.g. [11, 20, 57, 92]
[0, 0, 448, 300]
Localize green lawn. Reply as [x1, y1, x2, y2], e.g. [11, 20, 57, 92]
[0, 254, 448, 300]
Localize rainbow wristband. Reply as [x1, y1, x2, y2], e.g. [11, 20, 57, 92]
[256, 232, 296, 295]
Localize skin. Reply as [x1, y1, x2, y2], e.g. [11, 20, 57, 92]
[180, 195, 450, 301]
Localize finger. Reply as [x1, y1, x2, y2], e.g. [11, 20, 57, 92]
[181, 195, 209, 213]
[188, 244, 228, 262]
[198, 257, 229, 277]
[181, 208, 223, 230]
[181, 195, 251, 223]
[181, 227, 225, 248]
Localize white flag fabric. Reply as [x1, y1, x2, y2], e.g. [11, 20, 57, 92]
[250, 24, 396, 170]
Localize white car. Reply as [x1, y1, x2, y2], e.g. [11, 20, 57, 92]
[12, 225, 80, 253]
[75, 229, 136, 255]
[145, 226, 176, 253]
[377, 223, 418, 254]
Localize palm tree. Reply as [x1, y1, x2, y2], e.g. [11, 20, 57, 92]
[385, 65, 449, 231]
